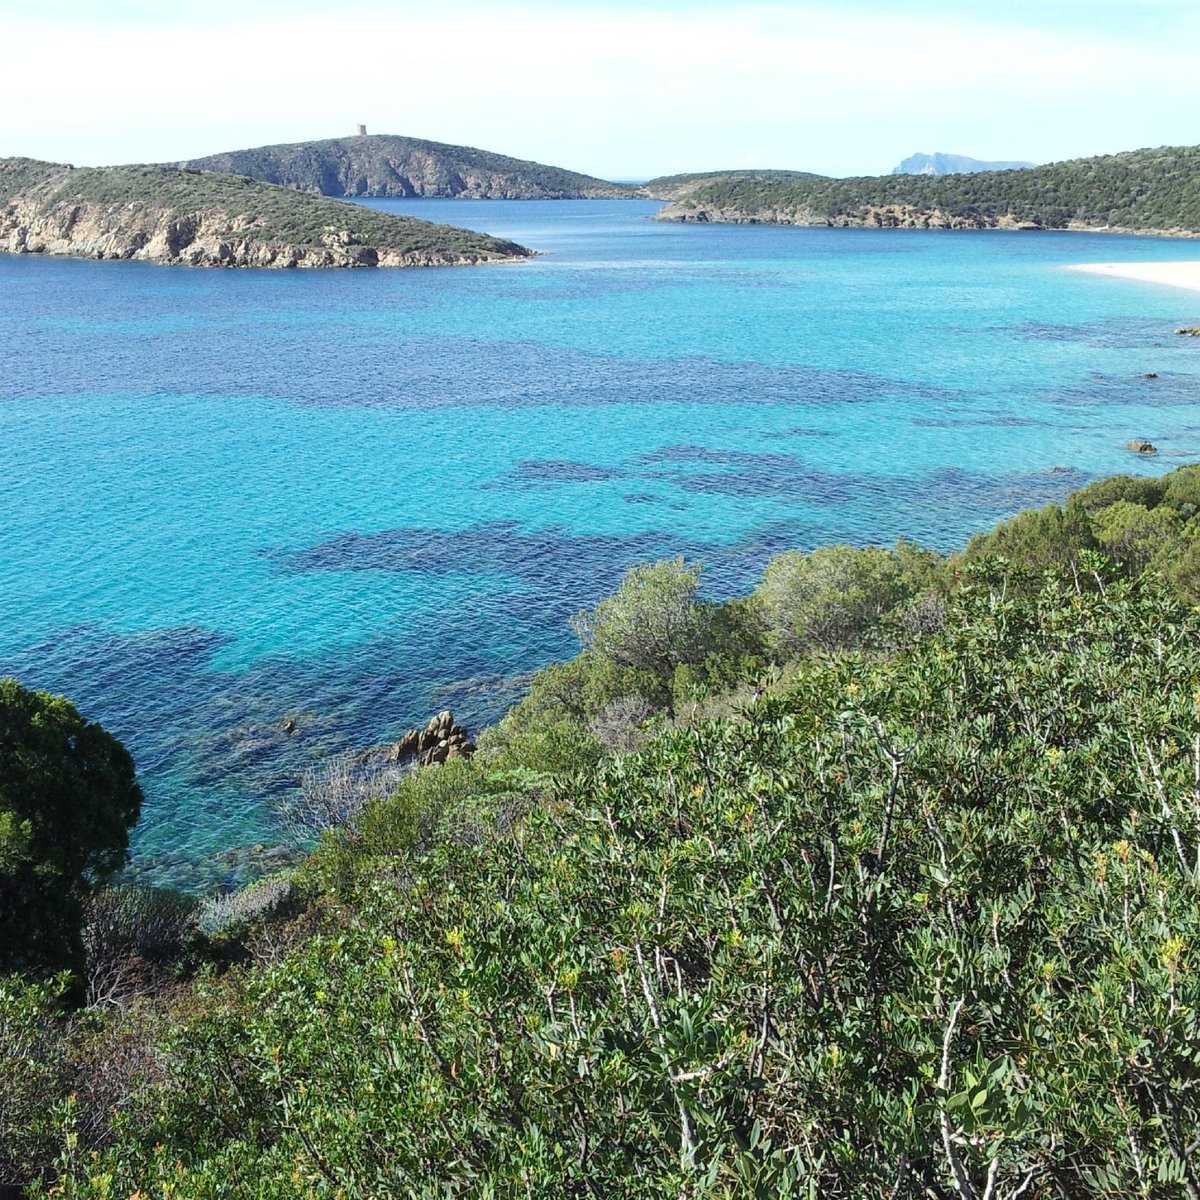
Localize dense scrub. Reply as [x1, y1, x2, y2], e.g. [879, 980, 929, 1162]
[659, 144, 1200, 232]
[5, 467, 1200, 1197]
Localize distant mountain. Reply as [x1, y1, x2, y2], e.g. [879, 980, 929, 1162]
[179, 135, 636, 200]
[891, 152, 1035, 176]
[0, 158, 531, 269]
[655, 144, 1200, 236]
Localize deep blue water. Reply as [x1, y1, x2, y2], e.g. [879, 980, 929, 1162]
[4, 198, 1200, 887]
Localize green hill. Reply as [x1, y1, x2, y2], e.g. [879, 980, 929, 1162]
[0, 158, 531, 268]
[180, 134, 638, 200]
[641, 168, 827, 201]
[657, 143, 1200, 233]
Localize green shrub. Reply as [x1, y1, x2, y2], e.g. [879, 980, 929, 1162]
[753, 540, 938, 658]
[570, 557, 715, 684]
[962, 501, 1095, 578]
[0, 679, 142, 992]
[0, 974, 70, 1193]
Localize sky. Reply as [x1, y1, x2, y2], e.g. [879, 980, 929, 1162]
[3, 0, 1200, 179]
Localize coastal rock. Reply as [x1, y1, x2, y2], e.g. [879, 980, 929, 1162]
[1127, 439, 1158, 454]
[1175, 327, 1200, 336]
[391, 710, 476, 767]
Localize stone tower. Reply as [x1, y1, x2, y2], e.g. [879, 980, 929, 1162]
[356, 124, 367, 137]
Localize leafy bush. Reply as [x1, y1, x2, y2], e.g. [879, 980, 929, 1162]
[296, 756, 533, 898]
[0, 679, 142, 991]
[0, 974, 70, 1193]
[753, 540, 939, 658]
[570, 557, 715, 685]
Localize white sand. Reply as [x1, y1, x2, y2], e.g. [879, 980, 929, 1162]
[1068, 261, 1200, 293]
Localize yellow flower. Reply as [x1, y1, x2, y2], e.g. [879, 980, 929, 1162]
[1162, 935, 1185, 972]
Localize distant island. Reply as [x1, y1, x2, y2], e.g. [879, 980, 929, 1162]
[656, 144, 1200, 235]
[891, 151, 1035, 176]
[0, 159, 531, 268]
[179, 133, 637, 200]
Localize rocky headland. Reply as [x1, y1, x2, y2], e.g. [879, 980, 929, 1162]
[0, 159, 532, 268]
[180, 134, 636, 200]
[655, 144, 1200, 236]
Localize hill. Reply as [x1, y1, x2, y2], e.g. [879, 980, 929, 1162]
[0, 159, 531, 268]
[657, 143, 1200, 234]
[891, 151, 1036, 175]
[641, 168, 827, 201]
[180, 134, 637, 200]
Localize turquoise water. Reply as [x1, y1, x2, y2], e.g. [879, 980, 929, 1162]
[3, 198, 1200, 886]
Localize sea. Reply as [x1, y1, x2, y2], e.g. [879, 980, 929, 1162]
[3, 197, 1200, 888]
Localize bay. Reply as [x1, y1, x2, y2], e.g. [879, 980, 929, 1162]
[2, 197, 1198, 886]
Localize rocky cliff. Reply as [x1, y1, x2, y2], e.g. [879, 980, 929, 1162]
[0, 159, 531, 269]
[180, 135, 635, 200]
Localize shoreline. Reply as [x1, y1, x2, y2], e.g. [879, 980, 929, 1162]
[1068, 260, 1200, 293]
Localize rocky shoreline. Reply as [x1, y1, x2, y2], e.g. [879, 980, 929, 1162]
[656, 199, 1198, 237]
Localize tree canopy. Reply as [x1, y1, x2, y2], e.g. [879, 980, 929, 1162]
[0, 679, 142, 984]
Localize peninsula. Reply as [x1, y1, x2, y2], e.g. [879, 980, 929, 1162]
[179, 134, 637, 200]
[655, 143, 1200, 235]
[0, 159, 531, 268]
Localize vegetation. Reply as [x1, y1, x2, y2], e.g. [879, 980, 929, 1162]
[6, 466, 1200, 1197]
[0, 158, 530, 263]
[0, 679, 142, 987]
[658, 143, 1200, 233]
[642, 169, 827, 201]
[181, 135, 638, 200]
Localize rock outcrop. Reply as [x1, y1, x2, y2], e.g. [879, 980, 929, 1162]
[391, 710, 476, 767]
[0, 159, 531, 269]
[1127, 439, 1158, 455]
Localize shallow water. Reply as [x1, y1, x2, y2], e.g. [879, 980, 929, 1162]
[3, 198, 1199, 887]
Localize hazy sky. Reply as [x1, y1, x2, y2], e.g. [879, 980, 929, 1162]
[4, 0, 1199, 178]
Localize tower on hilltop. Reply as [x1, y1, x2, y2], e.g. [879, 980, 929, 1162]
[356, 124, 367, 137]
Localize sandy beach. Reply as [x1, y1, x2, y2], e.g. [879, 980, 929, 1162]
[1069, 261, 1200, 293]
